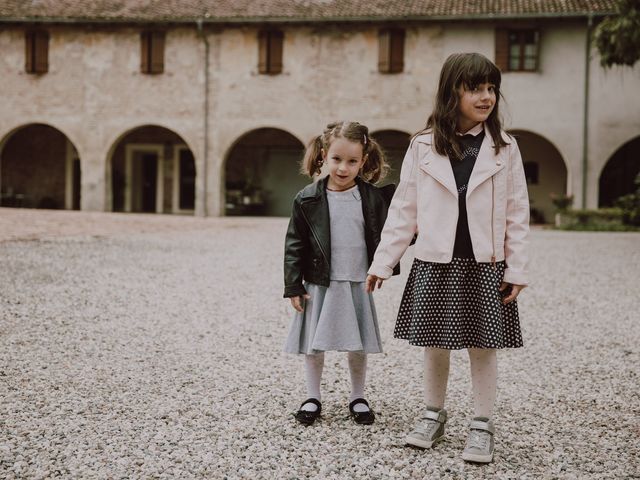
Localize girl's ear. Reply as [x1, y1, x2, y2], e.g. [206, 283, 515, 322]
[321, 148, 326, 160]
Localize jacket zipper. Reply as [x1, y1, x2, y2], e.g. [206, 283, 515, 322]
[491, 175, 496, 270]
[300, 204, 329, 264]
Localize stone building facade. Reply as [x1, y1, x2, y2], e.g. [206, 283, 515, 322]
[0, 1, 638, 222]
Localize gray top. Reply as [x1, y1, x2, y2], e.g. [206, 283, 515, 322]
[327, 185, 368, 282]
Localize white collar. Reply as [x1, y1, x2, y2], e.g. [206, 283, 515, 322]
[456, 122, 484, 137]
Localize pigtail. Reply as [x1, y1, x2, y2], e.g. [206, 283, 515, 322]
[300, 135, 324, 177]
[304, 121, 389, 183]
[360, 137, 389, 184]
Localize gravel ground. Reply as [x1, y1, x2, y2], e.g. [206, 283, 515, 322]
[0, 209, 638, 479]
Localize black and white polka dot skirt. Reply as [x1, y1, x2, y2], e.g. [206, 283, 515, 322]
[394, 257, 523, 349]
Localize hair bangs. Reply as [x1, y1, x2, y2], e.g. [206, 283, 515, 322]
[457, 54, 501, 90]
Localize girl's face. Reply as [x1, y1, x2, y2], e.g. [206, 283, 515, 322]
[323, 137, 366, 191]
[457, 82, 496, 132]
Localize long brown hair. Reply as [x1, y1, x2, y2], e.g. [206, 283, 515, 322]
[418, 53, 509, 158]
[301, 121, 389, 183]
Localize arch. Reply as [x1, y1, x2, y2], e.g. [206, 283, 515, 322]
[224, 127, 306, 217]
[0, 123, 81, 210]
[598, 136, 640, 207]
[107, 125, 197, 214]
[508, 129, 568, 224]
[371, 129, 411, 187]
[105, 123, 197, 162]
[221, 125, 305, 163]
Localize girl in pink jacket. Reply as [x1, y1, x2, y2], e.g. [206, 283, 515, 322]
[366, 53, 530, 464]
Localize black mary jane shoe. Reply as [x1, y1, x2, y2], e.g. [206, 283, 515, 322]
[349, 398, 375, 425]
[294, 398, 322, 426]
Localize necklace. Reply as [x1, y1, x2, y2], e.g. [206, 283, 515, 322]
[327, 183, 356, 192]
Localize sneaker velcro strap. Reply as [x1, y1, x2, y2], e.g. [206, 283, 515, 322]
[423, 409, 447, 424]
[469, 419, 495, 435]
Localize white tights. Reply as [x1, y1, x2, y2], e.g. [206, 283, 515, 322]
[302, 352, 369, 412]
[423, 347, 497, 418]
[304, 352, 325, 401]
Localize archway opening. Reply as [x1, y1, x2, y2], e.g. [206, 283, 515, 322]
[371, 130, 411, 187]
[0, 123, 80, 210]
[599, 136, 640, 207]
[508, 130, 567, 224]
[224, 128, 306, 216]
[109, 125, 196, 214]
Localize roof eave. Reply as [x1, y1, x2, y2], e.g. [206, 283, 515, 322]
[0, 11, 613, 25]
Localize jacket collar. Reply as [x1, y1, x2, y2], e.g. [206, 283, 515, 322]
[415, 123, 505, 197]
[300, 175, 328, 201]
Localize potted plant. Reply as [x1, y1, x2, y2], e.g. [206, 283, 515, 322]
[549, 193, 574, 227]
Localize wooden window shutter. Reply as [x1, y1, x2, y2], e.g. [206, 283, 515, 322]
[258, 30, 283, 74]
[258, 30, 269, 74]
[378, 29, 391, 73]
[389, 29, 405, 73]
[379, 29, 404, 74]
[495, 28, 509, 71]
[141, 31, 164, 74]
[269, 30, 283, 74]
[25, 31, 35, 73]
[34, 32, 49, 73]
[141, 32, 150, 73]
[150, 31, 165, 73]
[26, 31, 49, 74]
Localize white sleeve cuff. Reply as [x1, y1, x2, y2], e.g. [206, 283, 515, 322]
[503, 268, 528, 286]
[367, 263, 394, 280]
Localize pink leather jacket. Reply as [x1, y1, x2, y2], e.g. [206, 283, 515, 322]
[368, 125, 530, 286]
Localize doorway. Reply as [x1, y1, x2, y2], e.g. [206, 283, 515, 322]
[109, 126, 196, 214]
[125, 145, 163, 213]
[138, 152, 158, 213]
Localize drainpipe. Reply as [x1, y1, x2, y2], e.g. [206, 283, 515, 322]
[197, 18, 210, 216]
[581, 14, 593, 209]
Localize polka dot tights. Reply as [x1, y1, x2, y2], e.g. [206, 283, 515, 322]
[423, 347, 497, 418]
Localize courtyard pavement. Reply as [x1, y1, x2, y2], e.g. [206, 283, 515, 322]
[0, 208, 638, 479]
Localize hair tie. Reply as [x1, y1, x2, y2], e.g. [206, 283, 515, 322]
[363, 134, 367, 145]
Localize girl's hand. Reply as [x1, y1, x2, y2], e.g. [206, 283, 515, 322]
[365, 275, 384, 293]
[500, 282, 525, 304]
[290, 294, 310, 313]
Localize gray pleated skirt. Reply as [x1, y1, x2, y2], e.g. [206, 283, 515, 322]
[284, 281, 383, 354]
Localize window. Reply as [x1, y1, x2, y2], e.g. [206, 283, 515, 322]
[25, 30, 49, 74]
[524, 161, 539, 185]
[258, 30, 284, 74]
[141, 31, 165, 74]
[508, 30, 539, 71]
[495, 28, 540, 72]
[378, 28, 405, 73]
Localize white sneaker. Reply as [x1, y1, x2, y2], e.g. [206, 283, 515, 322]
[462, 417, 495, 463]
[405, 407, 447, 449]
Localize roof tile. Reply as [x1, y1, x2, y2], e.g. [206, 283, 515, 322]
[0, 0, 617, 22]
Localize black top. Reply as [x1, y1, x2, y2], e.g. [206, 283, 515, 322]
[449, 131, 485, 258]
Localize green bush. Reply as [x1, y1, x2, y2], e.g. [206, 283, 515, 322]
[556, 223, 638, 232]
[554, 208, 639, 231]
[614, 175, 640, 226]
